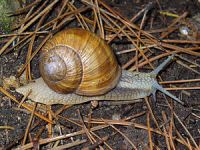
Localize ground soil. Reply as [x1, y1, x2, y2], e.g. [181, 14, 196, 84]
[0, 0, 200, 149]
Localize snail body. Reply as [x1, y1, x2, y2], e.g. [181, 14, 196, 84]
[17, 71, 156, 105]
[16, 28, 183, 105]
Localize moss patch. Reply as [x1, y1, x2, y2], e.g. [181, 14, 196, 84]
[0, 0, 21, 33]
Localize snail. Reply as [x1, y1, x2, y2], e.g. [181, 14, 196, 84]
[16, 28, 184, 105]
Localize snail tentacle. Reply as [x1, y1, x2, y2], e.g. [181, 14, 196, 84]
[149, 54, 184, 105]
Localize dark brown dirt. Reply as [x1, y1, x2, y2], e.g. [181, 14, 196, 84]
[0, 0, 200, 149]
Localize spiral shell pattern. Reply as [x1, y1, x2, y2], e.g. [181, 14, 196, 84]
[39, 28, 121, 96]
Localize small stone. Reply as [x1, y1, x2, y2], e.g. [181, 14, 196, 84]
[112, 113, 121, 120]
[2, 76, 20, 89]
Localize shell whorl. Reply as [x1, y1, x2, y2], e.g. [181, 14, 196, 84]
[39, 28, 121, 96]
[39, 45, 82, 93]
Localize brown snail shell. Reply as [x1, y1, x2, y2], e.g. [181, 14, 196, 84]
[39, 28, 121, 96]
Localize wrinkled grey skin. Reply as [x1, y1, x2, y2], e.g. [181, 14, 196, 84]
[16, 56, 184, 105]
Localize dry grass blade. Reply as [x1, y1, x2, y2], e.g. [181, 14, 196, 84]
[160, 42, 200, 56]
[166, 101, 196, 149]
[176, 60, 200, 75]
[77, 109, 96, 144]
[0, 0, 59, 55]
[147, 112, 153, 150]
[47, 108, 197, 149]
[173, 112, 199, 149]
[159, 79, 200, 91]
[89, 132, 113, 150]
[103, 12, 155, 69]
[0, 87, 52, 124]
[17, 4, 90, 78]
[17, 33, 52, 77]
[4, 33, 32, 54]
[129, 52, 171, 71]
[169, 114, 176, 150]
[47, 105, 53, 138]
[160, 79, 200, 84]
[186, 138, 193, 150]
[161, 111, 171, 150]
[11, 0, 42, 15]
[165, 87, 200, 91]
[67, 2, 89, 30]
[52, 139, 87, 150]
[22, 102, 37, 145]
[4, 105, 73, 149]
[79, 117, 192, 146]
[107, 2, 156, 43]
[117, 44, 156, 55]
[94, 0, 104, 38]
[160, 12, 188, 38]
[104, 120, 137, 149]
[82, 134, 111, 150]
[0, 126, 14, 130]
[174, 127, 189, 148]
[18, 90, 32, 108]
[0, 31, 48, 37]
[191, 113, 200, 119]
[12, 0, 49, 31]
[17, 124, 109, 150]
[162, 39, 200, 44]
[144, 97, 161, 131]
[84, 0, 157, 70]
[25, 9, 50, 81]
